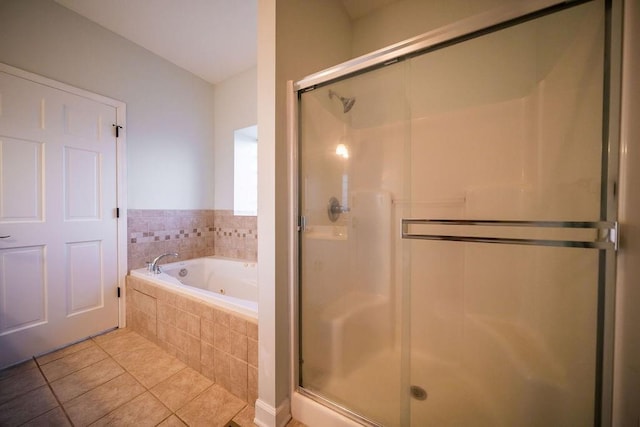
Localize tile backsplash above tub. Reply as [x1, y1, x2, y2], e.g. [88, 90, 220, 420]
[213, 210, 257, 262]
[127, 209, 257, 271]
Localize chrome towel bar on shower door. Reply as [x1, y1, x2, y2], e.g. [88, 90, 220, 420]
[401, 219, 618, 250]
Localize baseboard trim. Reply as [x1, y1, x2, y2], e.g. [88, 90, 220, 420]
[254, 397, 291, 427]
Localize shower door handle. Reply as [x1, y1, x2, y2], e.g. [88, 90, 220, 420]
[401, 219, 618, 250]
[0, 235, 10, 239]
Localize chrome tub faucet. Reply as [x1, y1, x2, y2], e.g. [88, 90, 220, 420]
[148, 252, 179, 274]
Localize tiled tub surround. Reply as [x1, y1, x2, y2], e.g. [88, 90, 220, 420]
[126, 274, 259, 406]
[127, 209, 258, 271]
[127, 210, 215, 271]
[213, 210, 257, 261]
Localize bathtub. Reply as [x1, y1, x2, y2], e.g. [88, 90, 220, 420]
[130, 256, 258, 319]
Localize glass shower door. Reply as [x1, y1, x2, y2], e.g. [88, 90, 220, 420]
[403, 1, 614, 426]
[298, 63, 411, 426]
[296, 0, 616, 426]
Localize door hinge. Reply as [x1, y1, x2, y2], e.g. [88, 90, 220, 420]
[112, 124, 123, 138]
[116, 207, 120, 218]
[298, 216, 307, 232]
[117, 287, 121, 298]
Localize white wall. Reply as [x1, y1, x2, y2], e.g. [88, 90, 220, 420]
[614, 0, 640, 424]
[256, 1, 278, 423]
[351, 0, 520, 57]
[273, 0, 353, 404]
[256, 0, 351, 425]
[214, 66, 258, 210]
[0, 0, 216, 209]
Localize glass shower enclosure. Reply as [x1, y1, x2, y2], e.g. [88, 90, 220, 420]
[294, 0, 619, 425]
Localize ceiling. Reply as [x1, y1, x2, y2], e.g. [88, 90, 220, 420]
[54, 0, 396, 86]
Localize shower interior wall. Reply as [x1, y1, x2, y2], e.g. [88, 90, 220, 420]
[299, 1, 604, 425]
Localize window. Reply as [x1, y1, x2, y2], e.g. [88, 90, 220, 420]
[233, 125, 258, 216]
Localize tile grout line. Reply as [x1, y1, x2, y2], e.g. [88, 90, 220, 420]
[76, 369, 149, 425]
[0, 339, 109, 425]
[171, 381, 216, 424]
[89, 336, 174, 426]
[226, 403, 250, 427]
[92, 388, 159, 426]
[36, 340, 93, 367]
[91, 334, 183, 426]
[167, 381, 250, 427]
[38, 351, 111, 384]
[40, 334, 150, 426]
[33, 356, 75, 426]
[154, 413, 175, 426]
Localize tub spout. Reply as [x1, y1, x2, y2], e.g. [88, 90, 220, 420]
[150, 252, 178, 274]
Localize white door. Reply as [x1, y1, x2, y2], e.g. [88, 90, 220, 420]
[0, 69, 120, 368]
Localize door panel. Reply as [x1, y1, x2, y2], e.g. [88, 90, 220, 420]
[0, 69, 119, 368]
[64, 146, 101, 220]
[0, 137, 43, 221]
[0, 72, 47, 138]
[66, 240, 104, 316]
[0, 246, 46, 334]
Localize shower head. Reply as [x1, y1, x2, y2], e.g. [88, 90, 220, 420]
[342, 97, 356, 113]
[328, 89, 356, 113]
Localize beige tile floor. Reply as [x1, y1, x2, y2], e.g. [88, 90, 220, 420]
[0, 328, 306, 427]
